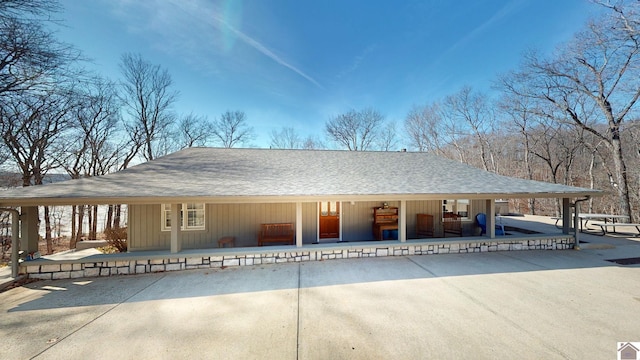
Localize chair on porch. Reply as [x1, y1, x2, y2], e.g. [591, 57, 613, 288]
[476, 213, 505, 236]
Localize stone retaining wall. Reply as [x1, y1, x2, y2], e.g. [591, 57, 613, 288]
[22, 237, 574, 280]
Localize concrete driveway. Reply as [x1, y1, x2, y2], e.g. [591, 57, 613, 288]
[2, 245, 640, 359]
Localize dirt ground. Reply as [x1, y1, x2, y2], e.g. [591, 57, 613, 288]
[0, 236, 71, 268]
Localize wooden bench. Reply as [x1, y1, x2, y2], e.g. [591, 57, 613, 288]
[258, 223, 294, 246]
[590, 222, 640, 237]
[217, 236, 235, 248]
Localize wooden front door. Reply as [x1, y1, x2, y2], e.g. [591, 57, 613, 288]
[319, 201, 340, 239]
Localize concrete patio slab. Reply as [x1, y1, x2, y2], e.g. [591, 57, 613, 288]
[3, 264, 299, 360]
[2, 244, 640, 359]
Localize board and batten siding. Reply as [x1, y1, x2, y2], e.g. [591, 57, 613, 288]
[302, 202, 317, 244]
[341, 200, 487, 240]
[128, 199, 491, 251]
[341, 201, 399, 241]
[128, 204, 169, 251]
[128, 202, 318, 251]
[406, 199, 486, 237]
[406, 200, 441, 238]
[209, 203, 298, 247]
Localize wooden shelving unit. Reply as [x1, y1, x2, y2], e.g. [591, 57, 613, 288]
[372, 207, 398, 240]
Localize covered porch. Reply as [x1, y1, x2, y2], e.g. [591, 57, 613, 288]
[128, 197, 575, 252]
[0, 148, 597, 279]
[1, 196, 577, 279]
[18, 206, 577, 279]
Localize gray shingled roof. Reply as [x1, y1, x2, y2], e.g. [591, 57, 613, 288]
[0, 147, 602, 206]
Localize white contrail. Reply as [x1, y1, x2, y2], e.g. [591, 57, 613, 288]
[113, 0, 323, 89]
[213, 14, 323, 89]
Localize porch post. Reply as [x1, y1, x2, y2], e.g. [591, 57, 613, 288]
[0, 208, 21, 278]
[574, 200, 582, 250]
[562, 198, 571, 234]
[485, 200, 495, 238]
[338, 201, 343, 242]
[20, 206, 39, 253]
[296, 202, 303, 247]
[170, 203, 181, 253]
[399, 200, 406, 242]
[11, 210, 19, 277]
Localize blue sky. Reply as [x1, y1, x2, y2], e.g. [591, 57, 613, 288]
[57, 0, 598, 148]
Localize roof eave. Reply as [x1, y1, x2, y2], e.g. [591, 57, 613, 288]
[0, 190, 605, 207]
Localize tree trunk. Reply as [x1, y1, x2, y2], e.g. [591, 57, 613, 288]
[106, 205, 114, 231]
[522, 134, 536, 215]
[610, 137, 633, 221]
[114, 204, 121, 229]
[91, 205, 98, 239]
[87, 206, 94, 239]
[588, 150, 597, 213]
[44, 206, 53, 254]
[75, 205, 85, 244]
[70, 205, 77, 249]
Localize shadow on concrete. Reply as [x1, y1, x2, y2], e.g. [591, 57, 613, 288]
[7, 244, 637, 313]
[5, 215, 640, 313]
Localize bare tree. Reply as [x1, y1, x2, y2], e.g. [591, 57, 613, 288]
[499, 1, 640, 220]
[212, 110, 254, 148]
[0, 89, 75, 186]
[174, 112, 211, 149]
[0, 0, 82, 253]
[57, 77, 121, 246]
[325, 108, 384, 151]
[0, 0, 59, 20]
[404, 103, 449, 154]
[0, 0, 79, 100]
[301, 135, 325, 150]
[0, 88, 77, 253]
[270, 127, 302, 149]
[498, 93, 539, 213]
[441, 87, 497, 172]
[377, 121, 398, 151]
[119, 52, 178, 161]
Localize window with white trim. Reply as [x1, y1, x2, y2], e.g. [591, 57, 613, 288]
[161, 203, 206, 231]
[442, 199, 470, 220]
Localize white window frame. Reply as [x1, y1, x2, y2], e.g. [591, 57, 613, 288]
[161, 203, 206, 231]
[442, 199, 471, 221]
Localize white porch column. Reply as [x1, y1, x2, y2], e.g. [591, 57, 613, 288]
[399, 200, 407, 242]
[486, 199, 495, 238]
[562, 198, 571, 234]
[339, 201, 343, 242]
[11, 210, 19, 277]
[170, 203, 181, 253]
[296, 202, 303, 248]
[0, 208, 21, 278]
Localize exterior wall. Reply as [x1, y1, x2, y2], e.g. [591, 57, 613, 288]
[342, 201, 399, 241]
[129, 203, 301, 251]
[208, 203, 297, 248]
[406, 200, 441, 238]
[22, 236, 575, 279]
[302, 202, 317, 244]
[128, 200, 496, 251]
[406, 199, 487, 238]
[128, 204, 168, 250]
[128, 199, 493, 251]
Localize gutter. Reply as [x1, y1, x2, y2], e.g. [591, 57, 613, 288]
[572, 196, 591, 250]
[0, 208, 20, 278]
